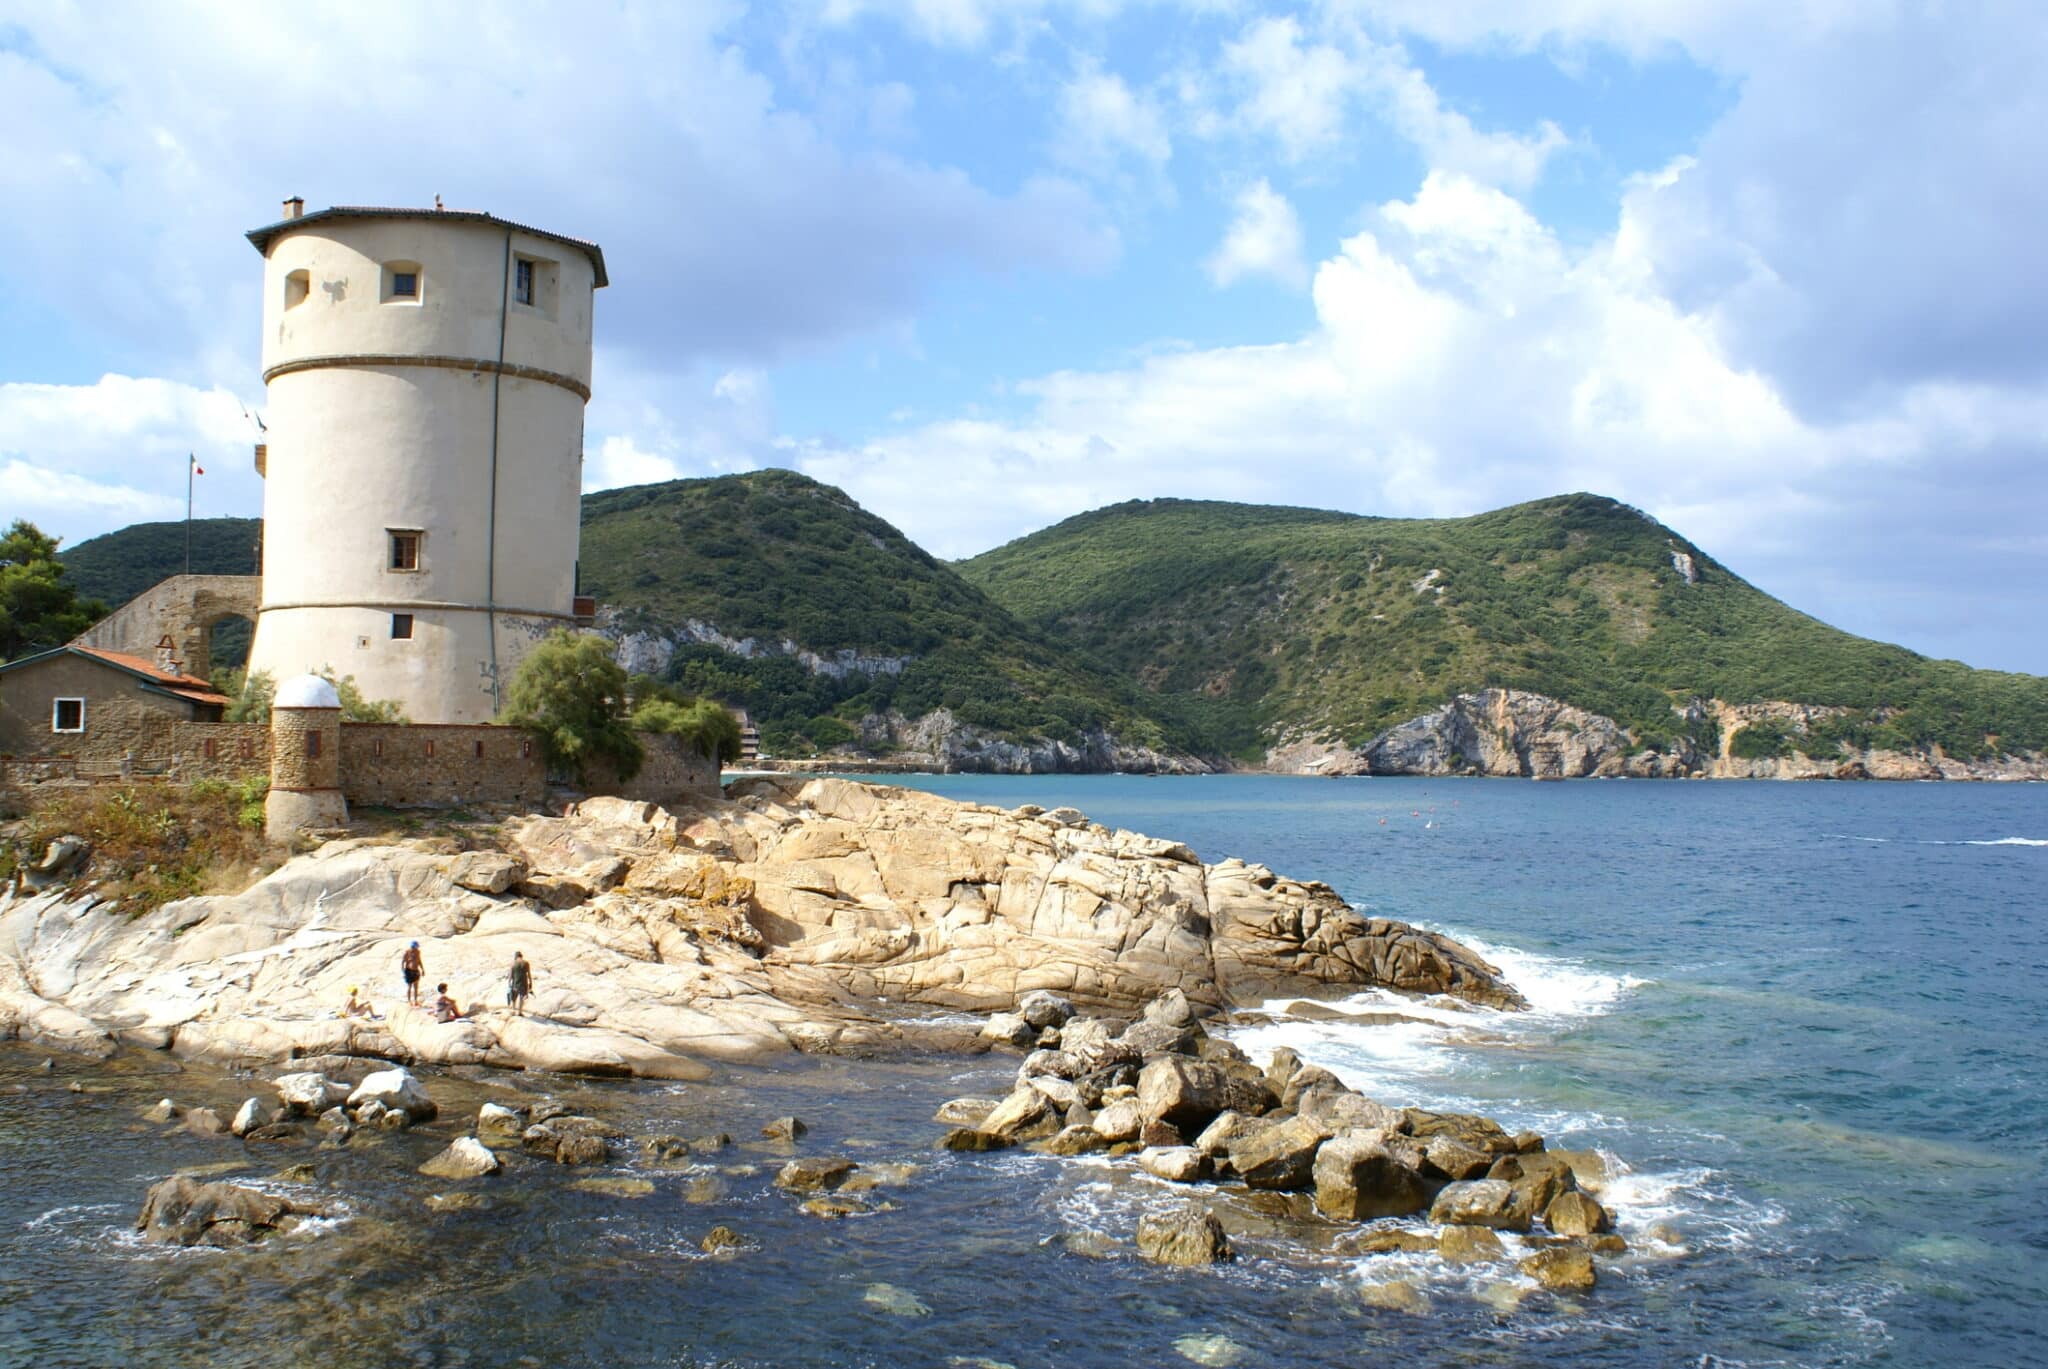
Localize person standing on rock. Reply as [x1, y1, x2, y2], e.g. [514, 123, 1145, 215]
[506, 951, 534, 1016]
[401, 941, 424, 1007]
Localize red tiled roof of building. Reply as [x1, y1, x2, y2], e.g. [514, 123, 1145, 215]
[73, 646, 235, 707]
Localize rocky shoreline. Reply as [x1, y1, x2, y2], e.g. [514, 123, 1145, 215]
[0, 776, 1518, 1076]
[0, 775, 1667, 1312]
[729, 690, 2046, 780]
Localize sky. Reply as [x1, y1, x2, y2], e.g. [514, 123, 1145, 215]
[3, 0, 2046, 673]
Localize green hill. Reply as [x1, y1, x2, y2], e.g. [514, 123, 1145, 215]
[61, 517, 262, 607]
[62, 477, 1182, 762]
[578, 470, 1178, 759]
[957, 493, 2048, 761]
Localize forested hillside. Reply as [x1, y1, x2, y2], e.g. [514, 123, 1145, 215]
[959, 493, 2048, 761]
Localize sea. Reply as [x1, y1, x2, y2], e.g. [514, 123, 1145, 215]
[2, 775, 2043, 1368]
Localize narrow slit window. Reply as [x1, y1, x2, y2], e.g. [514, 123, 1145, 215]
[305, 731, 321, 759]
[52, 698, 85, 733]
[389, 531, 421, 571]
[391, 613, 414, 640]
[203, 738, 218, 759]
[424, 739, 436, 758]
[514, 258, 535, 306]
[374, 738, 384, 758]
[474, 739, 485, 758]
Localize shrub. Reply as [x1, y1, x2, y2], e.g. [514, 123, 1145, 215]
[631, 696, 744, 764]
[504, 630, 642, 782]
[1728, 718, 1796, 760]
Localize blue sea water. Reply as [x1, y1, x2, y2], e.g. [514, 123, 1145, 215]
[3, 775, 2043, 1367]
[885, 774, 2048, 1367]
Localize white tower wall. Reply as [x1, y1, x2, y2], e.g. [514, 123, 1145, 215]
[243, 208, 602, 723]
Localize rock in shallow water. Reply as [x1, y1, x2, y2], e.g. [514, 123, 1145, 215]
[863, 1283, 931, 1317]
[419, 1137, 501, 1179]
[775, 1156, 857, 1193]
[1313, 1134, 1437, 1220]
[135, 1175, 318, 1247]
[1136, 1203, 1235, 1266]
[1520, 1245, 1597, 1291]
[1429, 1179, 1533, 1233]
[346, 1068, 437, 1123]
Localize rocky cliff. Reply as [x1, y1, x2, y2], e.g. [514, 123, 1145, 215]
[0, 778, 1517, 1077]
[1265, 688, 2048, 780]
[853, 708, 1211, 775]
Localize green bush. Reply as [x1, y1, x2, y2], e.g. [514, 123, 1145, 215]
[631, 695, 744, 764]
[504, 630, 642, 782]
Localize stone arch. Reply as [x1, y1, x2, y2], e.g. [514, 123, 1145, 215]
[72, 574, 263, 681]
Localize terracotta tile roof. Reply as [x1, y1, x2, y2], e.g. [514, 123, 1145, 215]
[72, 647, 235, 707]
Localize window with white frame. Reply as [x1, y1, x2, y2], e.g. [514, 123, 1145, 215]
[52, 698, 85, 733]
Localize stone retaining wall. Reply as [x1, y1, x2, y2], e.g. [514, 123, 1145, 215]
[5, 722, 720, 813]
[340, 724, 547, 809]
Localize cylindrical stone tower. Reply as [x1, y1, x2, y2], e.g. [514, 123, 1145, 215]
[243, 198, 607, 723]
[265, 674, 348, 839]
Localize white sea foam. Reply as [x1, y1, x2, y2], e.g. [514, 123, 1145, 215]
[1225, 933, 1646, 1109]
[1954, 836, 2048, 847]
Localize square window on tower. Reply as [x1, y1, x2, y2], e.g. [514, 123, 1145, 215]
[391, 613, 414, 640]
[388, 530, 421, 572]
[515, 258, 535, 306]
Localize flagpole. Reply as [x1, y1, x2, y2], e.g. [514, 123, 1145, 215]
[185, 453, 194, 576]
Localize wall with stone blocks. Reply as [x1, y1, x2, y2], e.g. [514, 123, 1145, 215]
[339, 724, 547, 809]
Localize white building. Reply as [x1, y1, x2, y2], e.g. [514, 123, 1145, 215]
[243, 198, 606, 723]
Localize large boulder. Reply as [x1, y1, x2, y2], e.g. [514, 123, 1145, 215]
[979, 1088, 1059, 1141]
[135, 1176, 316, 1247]
[1422, 1134, 1493, 1181]
[420, 1137, 502, 1179]
[1294, 1087, 1399, 1135]
[275, 1072, 351, 1116]
[230, 1097, 277, 1138]
[1018, 991, 1074, 1030]
[1225, 1115, 1331, 1191]
[347, 1068, 437, 1123]
[1521, 1245, 1597, 1291]
[1091, 1099, 1145, 1143]
[1313, 1133, 1438, 1220]
[1428, 1179, 1534, 1233]
[1135, 1203, 1235, 1266]
[1487, 1152, 1576, 1214]
[1402, 1109, 1517, 1155]
[775, 1157, 857, 1193]
[1544, 1190, 1612, 1237]
[1137, 1146, 1210, 1182]
[1137, 1058, 1276, 1135]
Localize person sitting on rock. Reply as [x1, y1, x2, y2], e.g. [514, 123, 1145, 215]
[340, 986, 374, 1019]
[432, 982, 463, 1023]
[506, 952, 534, 1016]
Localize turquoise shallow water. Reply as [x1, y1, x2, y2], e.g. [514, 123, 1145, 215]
[4, 775, 2044, 1367]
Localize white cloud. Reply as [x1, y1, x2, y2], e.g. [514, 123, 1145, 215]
[0, 4, 1118, 388]
[792, 170, 2048, 669]
[0, 375, 255, 543]
[1205, 180, 1307, 288]
[1055, 64, 1173, 180]
[1210, 15, 1568, 189]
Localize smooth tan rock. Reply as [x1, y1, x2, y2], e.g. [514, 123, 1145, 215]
[1136, 1203, 1234, 1265]
[1137, 1146, 1210, 1182]
[1436, 1224, 1507, 1264]
[1358, 1280, 1431, 1315]
[1429, 1180, 1533, 1232]
[1227, 1114, 1331, 1191]
[0, 778, 1525, 1080]
[420, 1137, 502, 1179]
[775, 1157, 857, 1193]
[1544, 1191, 1612, 1237]
[1520, 1245, 1597, 1291]
[1314, 1134, 1437, 1219]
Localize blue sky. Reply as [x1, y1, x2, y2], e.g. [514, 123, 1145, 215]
[3, 1, 2046, 674]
